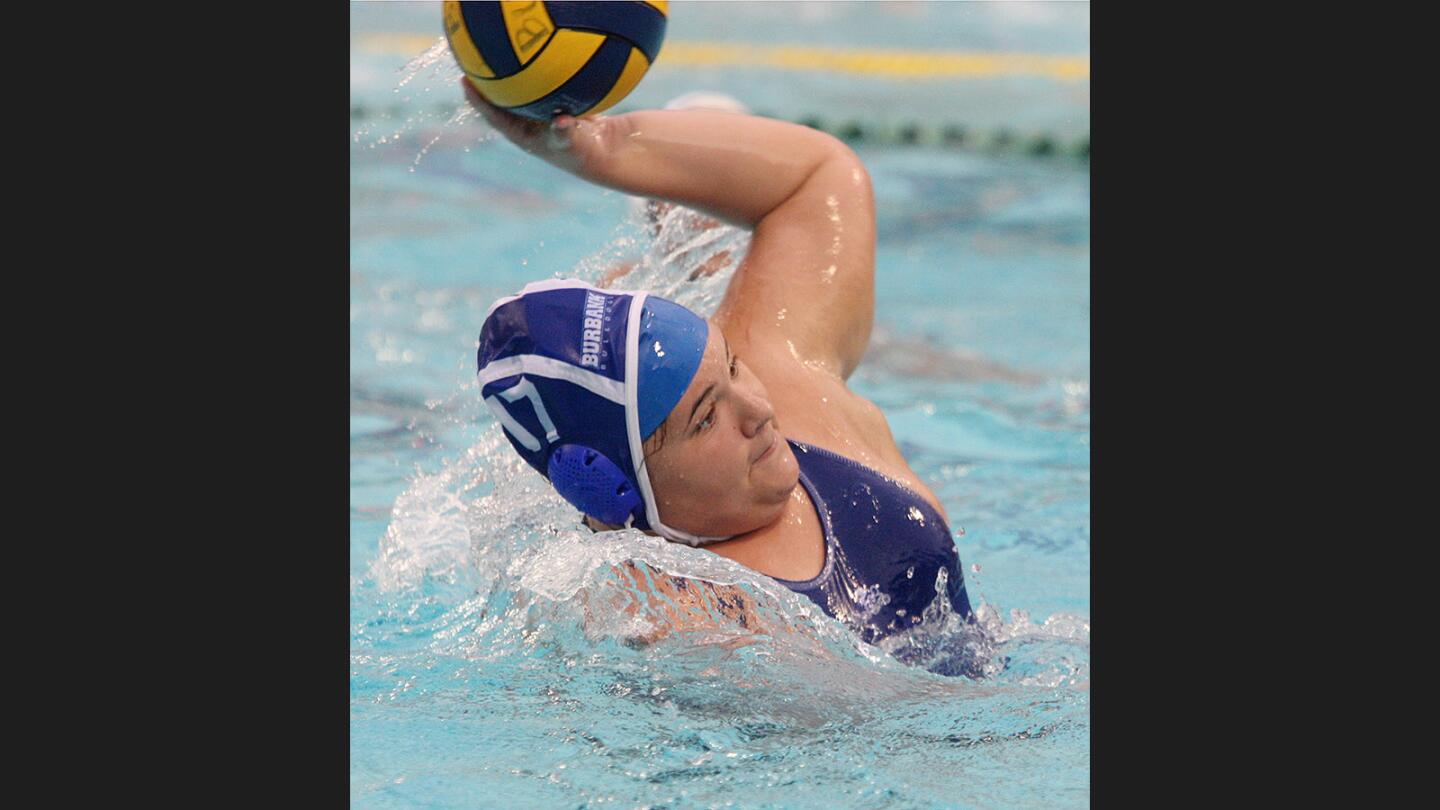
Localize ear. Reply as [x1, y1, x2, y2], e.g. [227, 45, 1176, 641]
[548, 444, 642, 527]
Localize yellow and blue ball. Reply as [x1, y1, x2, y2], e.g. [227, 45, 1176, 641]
[444, 1, 668, 121]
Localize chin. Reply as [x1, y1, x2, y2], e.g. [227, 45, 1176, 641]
[762, 441, 801, 496]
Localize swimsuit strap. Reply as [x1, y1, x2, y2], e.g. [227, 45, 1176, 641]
[775, 439, 972, 642]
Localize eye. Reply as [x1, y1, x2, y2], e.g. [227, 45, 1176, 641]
[729, 355, 739, 378]
[696, 408, 715, 433]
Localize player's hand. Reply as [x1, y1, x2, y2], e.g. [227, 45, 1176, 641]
[460, 77, 607, 175]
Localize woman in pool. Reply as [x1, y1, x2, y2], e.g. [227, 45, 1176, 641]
[467, 80, 973, 646]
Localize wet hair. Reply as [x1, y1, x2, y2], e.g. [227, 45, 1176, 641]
[643, 420, 670, 459]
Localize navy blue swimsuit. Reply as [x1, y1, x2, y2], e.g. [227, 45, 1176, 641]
[773, 440, 973, 643]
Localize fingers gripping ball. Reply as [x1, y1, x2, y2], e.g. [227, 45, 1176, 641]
[444, 1, 668, 121]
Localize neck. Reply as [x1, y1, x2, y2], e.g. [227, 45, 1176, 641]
[582, 496, 791, 545]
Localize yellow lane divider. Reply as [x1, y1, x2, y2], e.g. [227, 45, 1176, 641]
[354, 34, 1088, 81]
[660, 42, 1087, 81]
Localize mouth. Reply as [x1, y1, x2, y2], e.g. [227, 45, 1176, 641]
[751, 431, 778, 465]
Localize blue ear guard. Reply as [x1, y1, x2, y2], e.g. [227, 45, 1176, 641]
[547, 444, 642, 527]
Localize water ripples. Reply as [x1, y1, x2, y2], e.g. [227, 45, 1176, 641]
[351, 119, 1088, 806]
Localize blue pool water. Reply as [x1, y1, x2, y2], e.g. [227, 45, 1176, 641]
[351, 3, 1088, 807]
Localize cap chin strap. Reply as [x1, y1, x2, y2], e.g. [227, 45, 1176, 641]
[653, 519, 733, 547]
[609, 508, 734, 546]
[623, 292, 734, 548]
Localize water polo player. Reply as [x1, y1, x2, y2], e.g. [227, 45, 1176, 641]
[466, 79, 973, 646]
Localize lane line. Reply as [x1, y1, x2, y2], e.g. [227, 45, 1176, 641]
[354, 34, 1089, 81]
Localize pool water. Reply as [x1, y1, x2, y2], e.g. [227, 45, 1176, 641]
[351, 4, 1088, 807]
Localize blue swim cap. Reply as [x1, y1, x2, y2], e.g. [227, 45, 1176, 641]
[476, 279, 726, 546]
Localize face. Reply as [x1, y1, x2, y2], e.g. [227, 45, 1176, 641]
[641, 321, 800, 537]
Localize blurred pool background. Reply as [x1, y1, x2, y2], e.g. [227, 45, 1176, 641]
[351, 2, 1088, 807]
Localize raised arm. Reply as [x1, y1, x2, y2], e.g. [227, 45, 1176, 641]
[466, 80, 876, 378]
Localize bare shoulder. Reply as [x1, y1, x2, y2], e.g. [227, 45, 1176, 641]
[728, 332, 948, 521]
[737, 334, 950, 515]
[727, 327, 880, 446]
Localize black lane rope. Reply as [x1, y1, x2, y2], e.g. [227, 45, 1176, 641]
[351, 102, 1089, 162]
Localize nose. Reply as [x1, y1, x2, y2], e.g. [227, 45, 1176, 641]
[735, 385, 774, 439]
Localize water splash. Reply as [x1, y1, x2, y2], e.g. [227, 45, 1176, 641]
[352, 36, 495, 166]
[360, 195, 1085, 683]
[410, 105, 482, 172]
[365, 403, 1085, 690]
[565, 202, 751, 317]
[396, 37, 453, 91]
